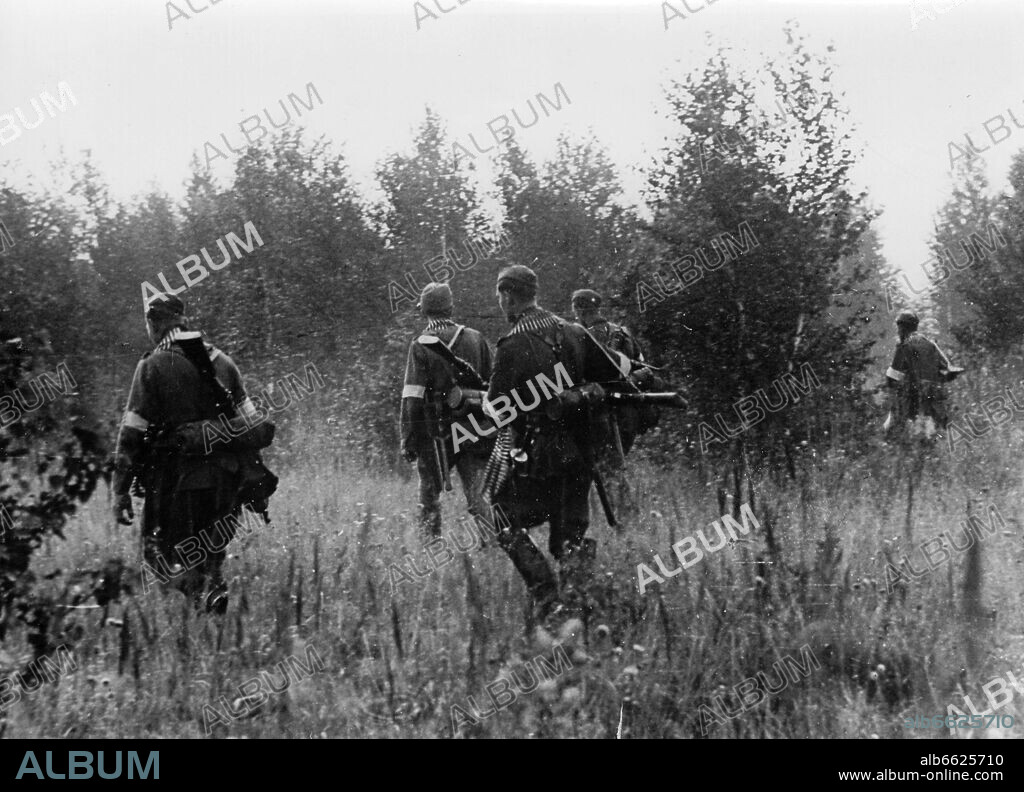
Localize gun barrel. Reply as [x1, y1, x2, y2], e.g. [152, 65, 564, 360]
[418, 335, 486, 389]
[607, 391, 687, 409]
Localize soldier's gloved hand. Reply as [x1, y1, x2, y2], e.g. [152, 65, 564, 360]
[113, 493, 134, 526]
[403, 446, 418, 463]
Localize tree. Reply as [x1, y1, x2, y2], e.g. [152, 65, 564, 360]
[835, 224, 892, 374]
[929, 157, 1014, 352]
[494, 134, 639, 320]
[637, 25, 880, 476]
[369, 109, 495, 468]
[1, 315, 107, 653]
[187, 130, 380, 365]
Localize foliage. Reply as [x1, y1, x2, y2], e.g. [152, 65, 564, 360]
[495, 134, 639, 317]
[930, 156, 1020, 354]
[634, 26, 880, 472]
[0, 336, 107, 648]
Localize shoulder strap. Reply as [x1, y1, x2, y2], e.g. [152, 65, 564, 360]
[446, 324, 466, 351]
[175, 336, 237, 418]
[578, 323, 633, 384]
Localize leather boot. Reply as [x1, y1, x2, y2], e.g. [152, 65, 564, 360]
[498, 527, 559, 609]
[420, 507, 442, 540]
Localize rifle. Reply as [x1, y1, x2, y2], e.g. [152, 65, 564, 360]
[417, 334, 489, 490]
[432, 433, 453, 492]
[425, 396, 454, 493]
[128, 422, 174, 498]
[417, 335, 487, 390]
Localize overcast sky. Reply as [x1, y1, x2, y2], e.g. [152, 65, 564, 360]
[2, 0, 1023, 287]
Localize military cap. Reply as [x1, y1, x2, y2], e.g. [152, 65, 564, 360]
[496, 264, 538, 292]
[145, 292, 186, 322]
[895, 310, 919, 330]
[571, 288, 602, 307]
[417, 282, 453, 314]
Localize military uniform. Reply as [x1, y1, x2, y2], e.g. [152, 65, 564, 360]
[582, 317, 646, 439]
[484, 298, 628, 616]
[584, 317, 644, 362]
[885, 315, 957, 438]
[400, 316, 494, 537]
[572, 290, 655, 520]
[113, 326, 259, 607]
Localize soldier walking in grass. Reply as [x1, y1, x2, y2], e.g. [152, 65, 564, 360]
[400, 282, 494, 539]
[112, 292, 275, 613]
[570, 288, 658, 521]
[484, 266, 633, 624]
[884, 310, 962, 442]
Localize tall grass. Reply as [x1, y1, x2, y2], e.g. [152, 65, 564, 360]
[2, 407, 1022, 740]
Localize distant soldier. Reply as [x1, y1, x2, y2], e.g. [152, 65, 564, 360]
[571, 289, 655, 518]
[400, 282, 494, 539]
[571, 289, 645, 371]
[485, 267, 632, 623]
[884, 310, 961, 440]
[113, 293, 274, 613]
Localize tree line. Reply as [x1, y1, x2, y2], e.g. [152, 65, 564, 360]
[2, 24, 1018, 478]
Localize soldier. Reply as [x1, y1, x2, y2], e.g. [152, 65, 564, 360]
[400, 282, 494, 539]
[570, 288, 655, 518]
[484, 266, 631, 623]
[571, 289, 645, 371]
[884, 310, 961, 440]
[112, 292, 270, 613]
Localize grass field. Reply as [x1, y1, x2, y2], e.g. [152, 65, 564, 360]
[2, 415, 1023, 740]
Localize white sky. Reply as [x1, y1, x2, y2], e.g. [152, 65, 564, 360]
[2, 0, 1023, 288]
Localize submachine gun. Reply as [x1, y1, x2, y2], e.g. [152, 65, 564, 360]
[416, 334, 489, 493]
